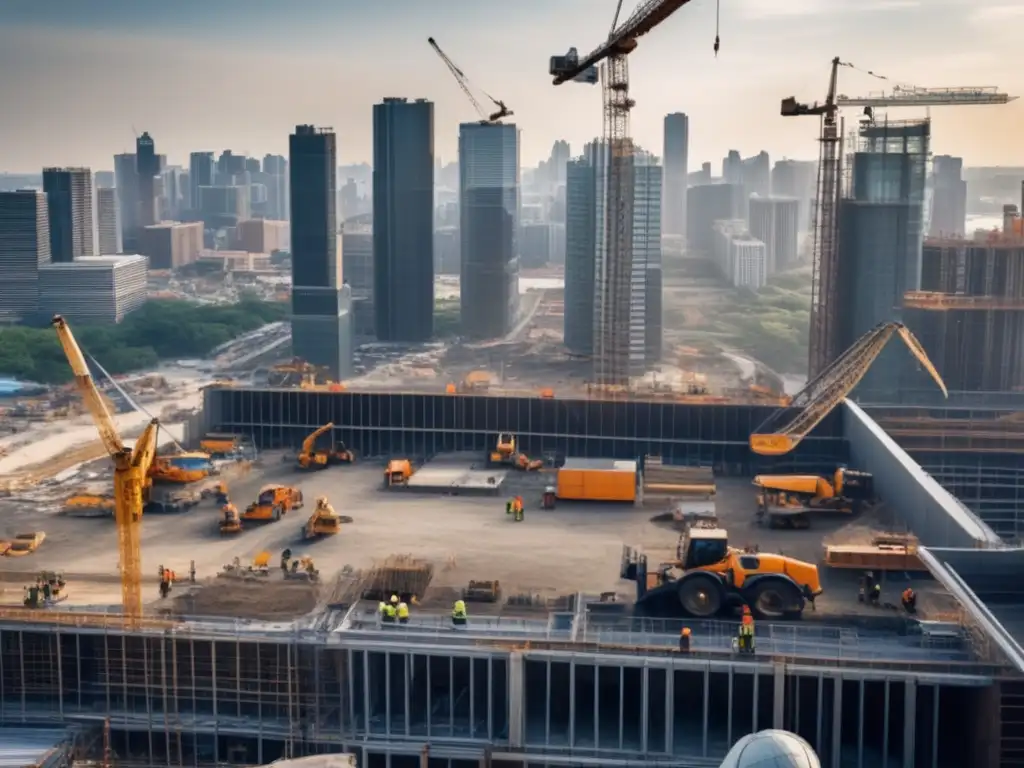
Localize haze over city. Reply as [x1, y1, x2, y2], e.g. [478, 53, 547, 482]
[1, 0, 1022, 169]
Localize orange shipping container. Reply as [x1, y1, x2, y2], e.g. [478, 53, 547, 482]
[556, 459, 637, 502]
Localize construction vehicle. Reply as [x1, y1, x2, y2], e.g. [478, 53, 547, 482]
[53, 315, 158, 619]
[219, 503, 242, 534]
[782, 58, 1016, 376]
[63, 493, 115, 517]
[753, 468, 874, 529]
[296, 422, 354, 470]
[150, 451, 212, 484]
[200, 433, 243, 458]
[243, 484, 303, 522]
[428, 37, 512, 124]
[303, 497, 342, 539]
[489, 433, 543, 470]
[621, 518, 822, 620]
[385, 459, 414, 487]
[6, 532, 47, 557]
[750, 321, 947, 456]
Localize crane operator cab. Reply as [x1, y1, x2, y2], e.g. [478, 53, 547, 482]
[677, 523, 730, 570]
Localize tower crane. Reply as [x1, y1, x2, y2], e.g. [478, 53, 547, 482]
[52, 315, 156, 621]
[750, 321, 947, 456]
[427, 37, 511, 124]
[550, 0, 710, 386]
[782, 59, 1016, 378]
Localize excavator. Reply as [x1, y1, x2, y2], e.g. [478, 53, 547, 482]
[243, 484, 303, 522]
[750, 321, 947, 456]
[753, 467, 875, 529]
[302, 496, 344, 539]
[52, 315, 157, 619]
[296, 422, 354, 470]
[488, 433, 543, 471]
[621, 515, 823, 620]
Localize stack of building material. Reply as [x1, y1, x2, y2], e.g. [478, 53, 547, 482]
[360, 554, 434, 601]
[824, 532, 926, 572]
[640, 456, 716, 506]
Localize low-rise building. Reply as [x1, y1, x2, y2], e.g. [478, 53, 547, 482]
[713, 219, 767, 290]
[140, 222, 203, 269]
[237, 219, 289, 253]
[38, 254, 147, 324]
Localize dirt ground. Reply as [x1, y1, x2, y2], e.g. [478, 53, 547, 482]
[0, 456, 945, 620]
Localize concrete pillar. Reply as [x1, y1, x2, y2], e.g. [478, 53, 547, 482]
[903, 679, 916, 768]
[773, 662, 786, 729]
[508, 652, 524, 748]
[970, 682, 1001, 768]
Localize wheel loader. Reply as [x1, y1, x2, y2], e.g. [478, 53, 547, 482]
[243, 484, 303, 522]
[753, 467, 874, 529]
[621, 519, 822, 620]
[303, 496, 342, 539]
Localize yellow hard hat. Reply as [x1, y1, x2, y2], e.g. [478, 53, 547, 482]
[390, 594, 399, 604]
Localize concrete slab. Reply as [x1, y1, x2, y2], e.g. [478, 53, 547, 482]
[402, 452, 508, 495]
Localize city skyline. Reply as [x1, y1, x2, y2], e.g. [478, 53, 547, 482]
[1, 0, 1022, 171]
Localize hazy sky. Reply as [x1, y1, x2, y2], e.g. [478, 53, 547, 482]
[1, 0, 1022, 172]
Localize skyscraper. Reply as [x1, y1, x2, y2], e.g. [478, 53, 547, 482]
[42, 168, 94, 263]
[564, 157, 597, 356]
[930, 155, 967, 237]
[372, 98, 435, 342]
[189, 152, 215, 216]
[114, 153, 138, 251]
[662, 113, 689, 239]
[289, 125, 352, 379]
[0, 190, 50, 320]
[96, 187, 122, 255]
[135, 132, 159, 230]
[633, 155, 663, 369]
[748, 196, 799, 274]
[262, 154, 289, 221]
[459, 122, 519, 340]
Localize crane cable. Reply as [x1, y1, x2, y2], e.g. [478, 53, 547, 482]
[714, 0, 720, 56]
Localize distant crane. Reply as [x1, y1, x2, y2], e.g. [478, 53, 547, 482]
[782, 58, 1017, 377]
[428, 37, 512, 124]
[551, 0, 711, 385]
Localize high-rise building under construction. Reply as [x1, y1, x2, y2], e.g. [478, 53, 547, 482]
[662, 113, 689, 240]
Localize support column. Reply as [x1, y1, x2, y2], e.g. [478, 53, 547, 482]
[903, 679, 916, 768]
[831, 676, 843, 768]
[508, 652, 524, 749]
[773, 662, 785, 730]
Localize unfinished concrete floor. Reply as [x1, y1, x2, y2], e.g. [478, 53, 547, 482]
[0, 457, 942, 618]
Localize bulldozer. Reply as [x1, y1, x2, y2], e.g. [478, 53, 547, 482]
[243, 484, 303, 522]
[303, 496, 342, 539]
[621, 518, 822, 620]
[488, 433, 543, 471]
[296, 422, 355, 470]
[753, 467, 875, 529]
[219, 502, 242, 534]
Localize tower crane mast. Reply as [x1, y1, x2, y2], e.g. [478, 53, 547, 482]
[428, 37, 512, 124]
[782, 60, 1016, 377]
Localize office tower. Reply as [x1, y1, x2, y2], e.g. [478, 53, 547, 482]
[564, 158, 597, 356]
[433, 228, 459, 275]
[136, 132, 159, 229]
[544, 140, 571, 186]
[94, 170, 115, 189]
[262, 154, 289, 221]
[713, 220, 768, 289]
[372, 97, 435, 342]
[342, 223, 374, 337]
[140, 222, 203, 269]
[38, 255, 147, 324]
[459, 122, 519, 340]
[198, 186, 250, 228]
[662, 113, 689, 239]
[42, 167, 94, 263]
[159, 166, 183, 220]
[686, 183, 745, 255]
[748, 196, 799, 274]
[189, 152, 215, 215]
[771, 159, 817, 232]
[114, 153, 138, 250]
[930, 155, 967, 237]
[633, 155, 663, 368]
[290, 125, 352, 379]
[723, 150, 743, 184]
[217, 150, 248, 181]
[688, 162, 712, 186]
[741, 151, 771, 199]
[237, 219, 288, 253]
[0, 190, 50, 320]
[96, 187, 122, 255]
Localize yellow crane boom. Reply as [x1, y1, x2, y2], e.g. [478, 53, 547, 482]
[52, 315, 157, 620]
[749, 321, 947, 456]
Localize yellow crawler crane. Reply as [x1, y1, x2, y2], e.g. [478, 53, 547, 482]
[750, 321, 947, 456]
[52, 315, 158, 621]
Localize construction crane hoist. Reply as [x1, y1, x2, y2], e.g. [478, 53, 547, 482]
[782, 58, 1017, 378]
[428, 37, 511, 124]
[749, 321, 948, 456]
[53, 315, 155, 620]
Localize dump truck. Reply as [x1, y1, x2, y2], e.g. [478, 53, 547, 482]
[296, 422, 355, 470]
[243, 484, 303, 522]
[219, 503, 242, 534]
[303, 497, 342, 539]
[753, 467, 875, 529]
[621, 519, 822, 620]
[385, 459, 414, 487]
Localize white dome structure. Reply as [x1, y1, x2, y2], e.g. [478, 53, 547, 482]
[719, 729, 821, 768]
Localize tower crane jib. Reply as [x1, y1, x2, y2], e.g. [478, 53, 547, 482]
[427, 37, 512, 124]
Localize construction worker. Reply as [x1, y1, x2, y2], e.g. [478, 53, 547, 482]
[738, 605, 755, 654]
[452, 599, 468, 627]
[378, 601, 388, 622]
[390, 594, 399, 608]
[159, 570, 172, 599]
[382, 601, 397, 623]
[189, 560, 196, 584]
[506, 499, 513, 516]
[281, 548, 292, 575]
[901, 587, 917, 614]
[679, 626, 692, 652]
[514, 497, 524, 523]
[397, 600, 410, 624]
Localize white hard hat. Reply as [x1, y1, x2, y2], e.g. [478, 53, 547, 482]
[719, 730, 820, 768]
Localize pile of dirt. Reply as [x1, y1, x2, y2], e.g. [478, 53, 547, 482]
[170, 579, 319, 620]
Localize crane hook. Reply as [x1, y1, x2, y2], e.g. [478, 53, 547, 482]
[713, 0, 721, 57]
[714, 34, 720, 57]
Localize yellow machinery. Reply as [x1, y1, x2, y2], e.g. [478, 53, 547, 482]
[753, 468, 875, 529]
[219, 503, 242, 535]
[6, 532, 47, 557]
[489, 433, 543, 470]
[296, 422, 354, 470]
[149, 451, 212, 484]
[64, 493, 115, 516]
[53, 315, 157, 620]
[200, 433, 242, 457]
[303, 496, 342, 539]
[621, 519, 823, 620]
[385, 459, 414, 486]
[243, 484, 303, 522]
[750, 321, 947, 456]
